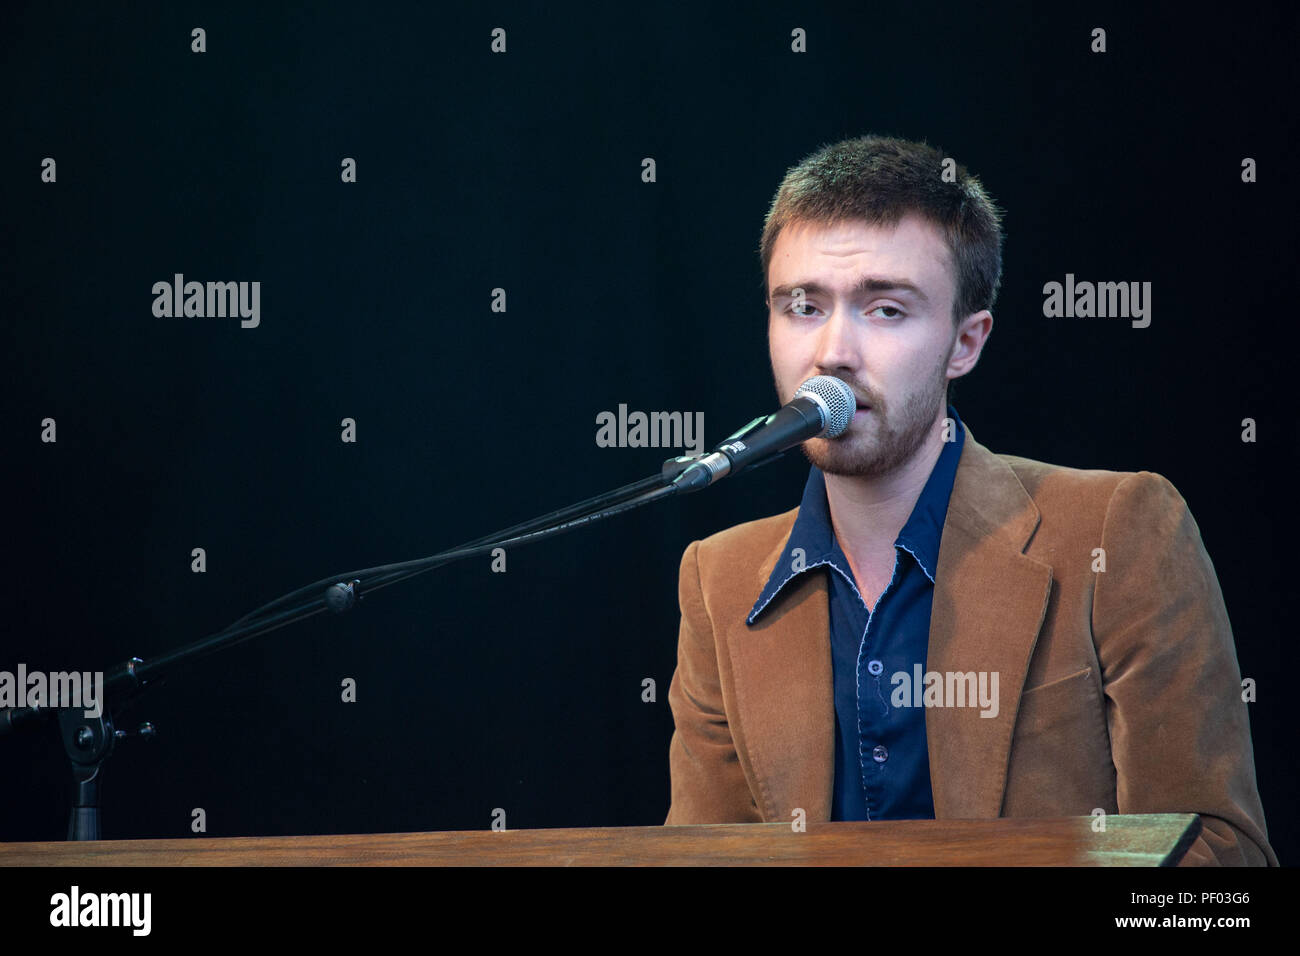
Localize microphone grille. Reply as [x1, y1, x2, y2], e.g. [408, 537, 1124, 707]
[795, 376, 855, 437]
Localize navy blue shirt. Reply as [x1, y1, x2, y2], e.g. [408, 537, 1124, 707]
[746, 405, 966, 821]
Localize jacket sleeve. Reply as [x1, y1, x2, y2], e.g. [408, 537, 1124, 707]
[1092, 471, 1277, 866]
[664, 539, 763, 824]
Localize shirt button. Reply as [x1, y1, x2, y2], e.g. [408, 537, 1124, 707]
[867, 659, 884, 676]
[872, 745, 888, 763]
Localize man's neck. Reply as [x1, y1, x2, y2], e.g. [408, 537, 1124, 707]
[823, 407, 949, 562]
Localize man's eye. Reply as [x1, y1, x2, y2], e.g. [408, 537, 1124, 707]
[871, 306, 904, 319]
[785, 303, 817, 317]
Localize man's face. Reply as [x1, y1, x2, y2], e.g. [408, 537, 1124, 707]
[767, 214, 977, 479]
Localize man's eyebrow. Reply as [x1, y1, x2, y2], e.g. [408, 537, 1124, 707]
[768, 277, 931, 303]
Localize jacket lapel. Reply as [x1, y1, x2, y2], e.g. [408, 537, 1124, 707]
[926, 429, 1053, 817]
[728, 427, 1052, 823]
[731, 528, 834, 823]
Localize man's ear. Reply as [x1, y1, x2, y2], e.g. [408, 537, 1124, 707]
[948, 309, 993, 379]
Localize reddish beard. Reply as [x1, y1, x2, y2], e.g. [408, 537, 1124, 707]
[799, 371, 948, 479]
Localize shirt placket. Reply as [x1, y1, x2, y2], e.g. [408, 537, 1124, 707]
[855, 547, 903, 821]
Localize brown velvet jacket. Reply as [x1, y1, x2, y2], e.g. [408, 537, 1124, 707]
[664, 426, 1277, 866]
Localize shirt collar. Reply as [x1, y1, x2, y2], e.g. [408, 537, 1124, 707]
[746, 404, 966, 625]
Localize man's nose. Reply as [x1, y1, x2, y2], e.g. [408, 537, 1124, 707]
[813, 305, 860, 374]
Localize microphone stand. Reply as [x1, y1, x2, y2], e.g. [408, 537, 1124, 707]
[1, 448, 772, 840]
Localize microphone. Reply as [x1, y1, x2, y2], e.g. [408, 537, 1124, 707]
[672, 375, 856, 493]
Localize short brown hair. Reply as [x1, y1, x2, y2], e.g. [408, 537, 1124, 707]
[759, 135, 1004, 323]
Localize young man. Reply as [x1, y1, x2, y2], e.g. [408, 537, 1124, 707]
[663, 135, 1275, 866]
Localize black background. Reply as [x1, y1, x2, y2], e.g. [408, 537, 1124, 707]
[2, 1, 1296, 864]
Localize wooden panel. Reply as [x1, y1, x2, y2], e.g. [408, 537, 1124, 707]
[0, 814, 1199, 866]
